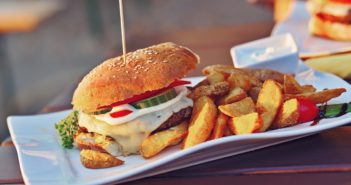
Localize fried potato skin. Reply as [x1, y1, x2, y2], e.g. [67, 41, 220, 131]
[227, 73, 252, 91]
[273, 98, 300, 128]
[208, 71, 226, 85]
[80, 149, 124, 169]
[183, 96, 217, 149]
[141, 121, 188, 159]
[244, 68, 284, 84]
[284, 88, 346, 104]
[211, 113, 229, 139]
[256, 80, 283, 132]
[228, 112, 262, 135]
[219, 97, 255, 117]
[284, 74, 304, 94]
[217, 87, 247, 105]
[188, 81, 229, 100]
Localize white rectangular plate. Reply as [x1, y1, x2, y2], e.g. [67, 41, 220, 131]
[272, 1, 351, 58]
[8, 62, 351, 185]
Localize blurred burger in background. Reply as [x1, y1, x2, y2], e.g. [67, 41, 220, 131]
[307, 0, 351, 41]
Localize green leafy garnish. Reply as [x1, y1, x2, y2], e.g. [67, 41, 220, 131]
[54, 111, 79, 149]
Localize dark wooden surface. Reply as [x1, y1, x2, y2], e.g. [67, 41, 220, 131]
[1, 21, 351, 185]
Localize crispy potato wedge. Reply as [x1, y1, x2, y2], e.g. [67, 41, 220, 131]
[183, 96, 217, 149]
[211, 113, 229, 140]
[273, 98, 300, 128]
[245, 69, 284, 84]
[208, 71, 226, 84]
[256, 80, 283, 132]
[248, 86, 261, 103]
[223, 126, 234, 136]
[202, 65, 237, 76]
[227, 73, 251, 91]
[203, 65, 262, 87]
[217, 87, 247, 105]
[141, 121, 188, 158]
[284, 75, 303, 94]
[218, 97, 255, 117]
[193, 79, 210, 89]
[188, 81, 229, 100]
[284, 88, 346, 104]
[228, 112, 262, 135]
[302, 85, 316, 93]
[80, 149, 124, 169]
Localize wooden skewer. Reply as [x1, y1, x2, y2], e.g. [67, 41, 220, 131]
[119, 0, 127, 63]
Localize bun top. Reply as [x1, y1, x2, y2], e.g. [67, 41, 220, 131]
[72, 42, 199, 113]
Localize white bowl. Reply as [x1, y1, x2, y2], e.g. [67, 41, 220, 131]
[230, 33, 299, 74]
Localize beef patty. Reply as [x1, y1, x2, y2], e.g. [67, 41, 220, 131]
[153, 106, 192, 133]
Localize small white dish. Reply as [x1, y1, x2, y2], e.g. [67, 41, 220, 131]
[231, 33, 299, 74]
[7, 62, 351, 185]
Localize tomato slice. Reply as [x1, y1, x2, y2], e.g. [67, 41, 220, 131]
[99, 79, 190, 109]
[297, 97, 319, 123]
[110, 109, 133, 118]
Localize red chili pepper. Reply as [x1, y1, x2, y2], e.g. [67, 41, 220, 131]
[99, 79, 190, 109]
[297, 97, 319, 123]
[110, 110, 133, 118]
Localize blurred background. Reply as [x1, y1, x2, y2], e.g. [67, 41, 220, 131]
[0, 0, 274, 141]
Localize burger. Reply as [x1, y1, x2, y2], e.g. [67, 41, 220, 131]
[55, 42, 199, 157]
[307, 0, 351, 41]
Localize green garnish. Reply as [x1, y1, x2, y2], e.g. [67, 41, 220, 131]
[54, 111, 79, 149]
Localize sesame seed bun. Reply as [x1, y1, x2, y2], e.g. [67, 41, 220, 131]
[72, 42, 199, 113]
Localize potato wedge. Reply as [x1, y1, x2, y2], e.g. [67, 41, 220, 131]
[223, 126, 234, 136]
[207, 71, 226, 84]
[245, 68, 284, 84]
[202, 65, 237, 76]
[141, 121, 188, 158]
[256, 80, 283, 132]
[284, 75, 303, 94]
[228, 112, 262, 135]
[188, 81, 229, 100]
[183, 96, 217, 149]
[203, 65, 262, 87]
[193, 79, 210, 89]
[80, 149, 124, 169]
[227, 73, 251, 91]
[217, 87, 247, 105]
[284, 88, 346, 104]
[302, 85, 316, 93]
[248, 86, 261, 103]
[219, 97, 255, 117]
[273, 98, 300, 128]
[211, 113, 229, 140]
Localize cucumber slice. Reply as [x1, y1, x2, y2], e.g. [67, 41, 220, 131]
[132, 88, 177, 109]
[92, 108, 112, 115]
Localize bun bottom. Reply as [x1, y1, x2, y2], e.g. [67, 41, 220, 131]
[309, 16, 351, 41]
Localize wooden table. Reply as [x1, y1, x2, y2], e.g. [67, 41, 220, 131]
[1, 19, 351, 184]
